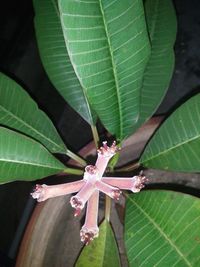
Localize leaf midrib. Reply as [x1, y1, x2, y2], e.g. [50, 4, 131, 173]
[0, 158, 63, 170]
[51, 0, 59, 17]
[127, 196, 192, 267]
[148, 0, 159, 42]
[101, 221, 107, 267]
[0, 105, 65, 153]
[58, 0, 95, 126]
[99, 0, 122, 138]
[141, 131, 200, 164]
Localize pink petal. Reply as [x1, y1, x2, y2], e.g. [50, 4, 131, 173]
[31, 180, 85, 202]
[84, 165, 97, 175]
[80, 190, 99, 245]
[97, 141, 118, 157]
[83, 165, 98, 183]
[70, 181, 96, 215]
[95, 180, 121, 200]
[96, 141, 118, 177]
[102, 175, 148, 193]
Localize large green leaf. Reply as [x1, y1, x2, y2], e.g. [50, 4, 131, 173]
[0, 72, 66, 154]
[137, 0, 177, 127]
[125, 190, 200, 266]
[59, 0, 151, 140]
[0, 127, 65, 183]
[76, 220, 121, 267]
[33, 0, 96, 125]
[140, 94, 200, 172]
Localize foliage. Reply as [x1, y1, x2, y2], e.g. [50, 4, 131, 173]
[59, 0, 151, 140]
[0, 72, 67, 154]
[0, 127, 65, 183]
[135, 0, 177, 130]
[125, 190, 200, 266]
[141, 94, 200, 172]
[2, 0, 200, 266]
[33, 0, 97, 125]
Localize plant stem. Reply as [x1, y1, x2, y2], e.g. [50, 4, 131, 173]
[115, 162, 140, 172]
[63, 167, 84, 175]
[91, 125, 99, 149]
[66, 149, 86, 166]
[107, 152, 120, 172]
[105, 196, 111, 222]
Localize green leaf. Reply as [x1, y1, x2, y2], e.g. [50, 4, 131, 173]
[76, 220, 121, 267]
[125, 190, 200, 267]
[0, 72, 66, 154]
[140, 94, 200, 172]
[0, 127, 65, 183]
[33, 0, 96, 125]
[59, 0, 151, 140]
[136, 0, 177, 129]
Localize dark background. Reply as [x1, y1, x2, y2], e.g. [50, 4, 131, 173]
[0, 0, 200, 265]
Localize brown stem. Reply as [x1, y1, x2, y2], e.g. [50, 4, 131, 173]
[115, 162, 140, 172]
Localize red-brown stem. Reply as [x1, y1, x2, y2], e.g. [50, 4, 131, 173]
[102, 176, 147, 193]
[105, 196, 111, 222]
[70, 181, 96, 210]
[80, 190, 99, 244]
[102, 177, 136, 190]
[95, 155, 111, 177]
[95, 180, 121, 200]
[84, 190, 99, 229]
[32, 180, 85, 202]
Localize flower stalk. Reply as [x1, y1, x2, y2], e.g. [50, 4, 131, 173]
[105, 196, 111, 222]
[80, 190, 99, 245]
[91, 125, 99, 149]
[65, 150, 86, 167]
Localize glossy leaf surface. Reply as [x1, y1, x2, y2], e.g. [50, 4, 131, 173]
[33, 0, 96, 125]
[140, 94, 200, 172]
[137, 0, 177, 127]
[76, 220, 121, 267]
[59, 0, 150, 140]
[0, 72, 66, 154]
[125, 190, 200, 266]
[0, 127, 65, 183]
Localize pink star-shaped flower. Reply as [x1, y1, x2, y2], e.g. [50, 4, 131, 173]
[31, 141, 147, 245]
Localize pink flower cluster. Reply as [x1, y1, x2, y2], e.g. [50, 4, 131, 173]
[31, 141, 147, 245]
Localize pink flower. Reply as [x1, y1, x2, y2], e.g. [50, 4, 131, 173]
[31, 141, 147, 245]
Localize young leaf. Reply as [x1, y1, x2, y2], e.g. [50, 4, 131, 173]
[136, 0, 177, 128]
[140, 94, 200, 172]
[76, 220, 121, 267]
[33, 0, 96, 125]
[0, 127, 65, 183]
[0, 72, 66, 154]
[125, 190, 200, 266]
[59, 0, 151, 140]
